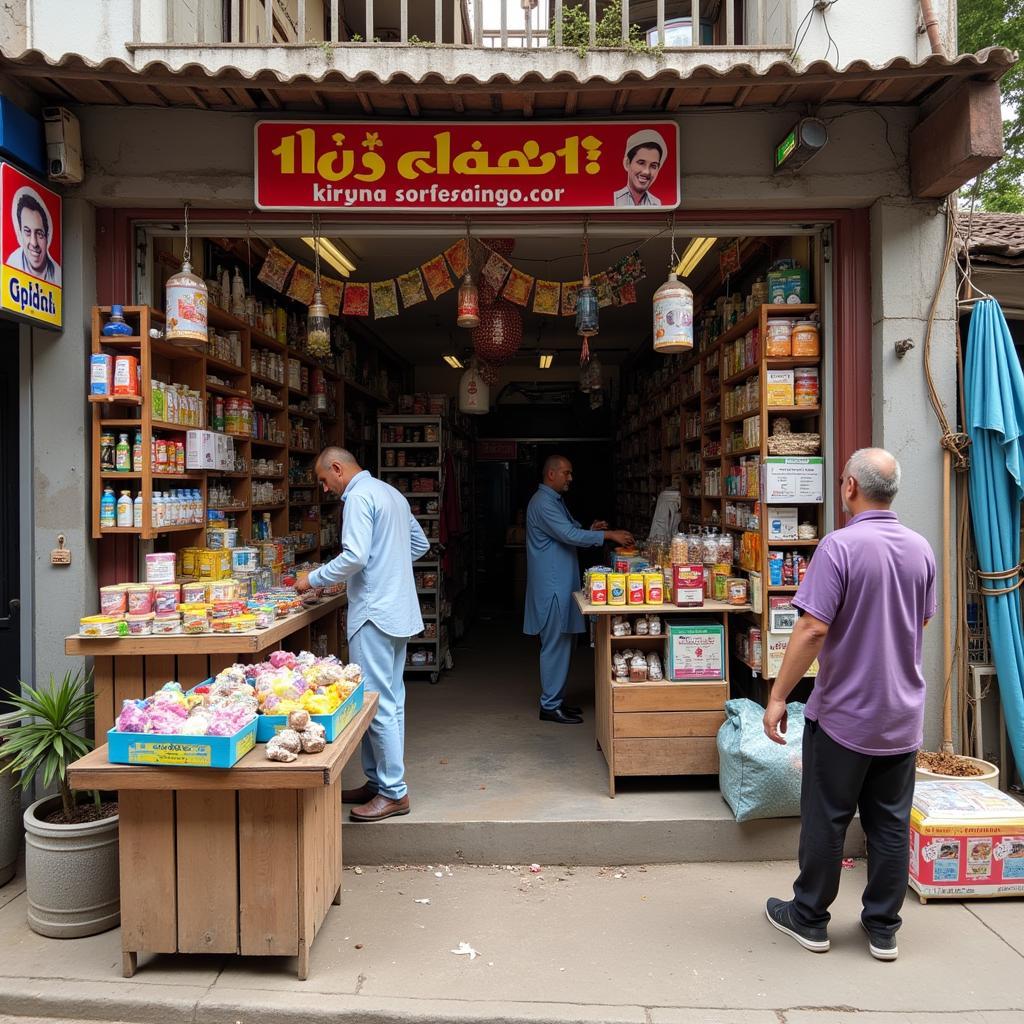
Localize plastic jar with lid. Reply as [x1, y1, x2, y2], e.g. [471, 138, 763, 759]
[765, 319, 793, 357]
[791, 320, 820, 357]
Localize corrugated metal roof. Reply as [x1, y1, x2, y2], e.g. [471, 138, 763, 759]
[0, 45, 1015, 117]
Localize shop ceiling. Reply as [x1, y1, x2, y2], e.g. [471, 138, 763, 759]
[151, 221, 809, 366]
[0, 47, 1012, 119]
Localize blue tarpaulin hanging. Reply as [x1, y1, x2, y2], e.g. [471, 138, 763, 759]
[964, 298, 1024, 774]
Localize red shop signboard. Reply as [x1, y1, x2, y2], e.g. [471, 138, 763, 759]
[254, 120, 680, 213]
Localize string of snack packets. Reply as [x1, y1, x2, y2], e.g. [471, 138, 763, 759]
[256, 237, 646, 321]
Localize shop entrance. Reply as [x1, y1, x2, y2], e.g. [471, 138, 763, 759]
[99, 212, 849, 856]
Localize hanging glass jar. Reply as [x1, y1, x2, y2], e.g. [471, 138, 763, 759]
[457, 273, 480, 328]
[576, 275, 599, 338]
[165, 202, 208, 348]
[307, 290, 331, 358]
[652, 271, 694, 353]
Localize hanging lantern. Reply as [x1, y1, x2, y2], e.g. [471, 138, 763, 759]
[576, 275, 599, 338]
[472, 301, 523, 365]
[307, 289, 331, 358]
[457, 273, 480, 328]
[652, 271, 694, 353]
[459, 364, 490, 415]
[165, 201, 208, 348]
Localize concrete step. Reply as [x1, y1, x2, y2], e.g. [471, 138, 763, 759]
[342, 804, 865, 865]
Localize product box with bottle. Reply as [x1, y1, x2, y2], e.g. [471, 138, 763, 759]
[767, 267, 809, 304]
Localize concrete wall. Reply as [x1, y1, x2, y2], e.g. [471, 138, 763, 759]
[15, 0, 943, 64]
[22, 196, 98, 690]
[71, 103, 916, 211]
[869, 197, 957, 750]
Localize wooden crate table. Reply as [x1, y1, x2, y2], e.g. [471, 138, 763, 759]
[67, 691, 377, 981]
[574, 593, 752, 797]
[65, 593, 348, 738]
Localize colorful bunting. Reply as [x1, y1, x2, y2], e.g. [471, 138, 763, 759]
[285, 263, 316, 305]
[533, 280, 561, 316]
[319, 275, 344, 316]
[444, 238, 469, 278]
[561, 280, 582, 317]
[372, 279, 399, 319]
[502, 268, 534, 307]
[258, 246, 296, 291]
[342, 281, 369, 317]
[421, 255, 453, 299]
[480, 249, 512, 294]
[397, 268, 428, 309]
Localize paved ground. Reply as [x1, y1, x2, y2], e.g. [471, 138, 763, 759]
[2, 858, 1023, 1024]
[342, 616, 862, 865]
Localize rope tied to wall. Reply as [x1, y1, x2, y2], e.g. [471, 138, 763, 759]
[940, 430, 972, 473]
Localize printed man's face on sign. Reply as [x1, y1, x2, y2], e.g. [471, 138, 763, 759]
[18, 206, 49, 275]
[624, 145, 662, 196]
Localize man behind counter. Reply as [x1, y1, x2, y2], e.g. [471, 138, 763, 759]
[524, 455, 633, 724]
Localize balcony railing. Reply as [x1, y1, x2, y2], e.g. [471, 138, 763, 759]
[131, 0, 789, 50]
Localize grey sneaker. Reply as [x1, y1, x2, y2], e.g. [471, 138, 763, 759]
[765, 897, 830, 953]
[861, 920, 898, 961]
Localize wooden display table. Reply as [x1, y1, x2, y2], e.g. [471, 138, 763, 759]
[65, 593, 348, 737]
[67, 691, 377, 981]
[574, 593, 751, 797]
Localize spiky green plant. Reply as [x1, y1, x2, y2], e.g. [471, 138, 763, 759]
[0, 671, 94, 821]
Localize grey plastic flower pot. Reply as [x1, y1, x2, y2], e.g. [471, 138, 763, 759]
[23, 795, 119, 938]
[0, 710, 21, 886]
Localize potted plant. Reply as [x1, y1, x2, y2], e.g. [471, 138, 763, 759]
[0, 705, 21, 887]
[0, 670, 120, 937]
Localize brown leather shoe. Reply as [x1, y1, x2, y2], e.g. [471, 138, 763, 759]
[350, 793, 410, 822]
[342, 782, 378, 804]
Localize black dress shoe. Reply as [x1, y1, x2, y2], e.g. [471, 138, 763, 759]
[561, 704, 582, 716]
[540, 707, 583, 724]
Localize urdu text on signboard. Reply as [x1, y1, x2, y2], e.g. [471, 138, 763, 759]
[255, 121, 680, 213]
[0, 161, 62, 329]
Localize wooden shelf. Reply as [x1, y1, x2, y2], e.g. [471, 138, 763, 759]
[252, 395, 285, 410]
[252, 502, 287, 511]
[252, 439, 287, 449]
[151, 419, 191, 432]
[251, 371, 285, 388]
[723, 409, 760, 425]
[767, 585, 800, 593]
[100, 471, 141, 480]
[205, 353, 247, 376]
[345, 378, 389, 403]
[767, 405, 821, 418]
[205, 380, 248, 398]
[89, 394, 143, 405]
[767, 538, 820, 546]
[98, 418, 142, 427]
[153, 473, 204, 481]
[724, 445, 761, 457]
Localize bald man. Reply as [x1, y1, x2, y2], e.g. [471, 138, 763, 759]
[524, 455, 633, 724]
[295, 447, 429, 822]
[763, 448, 936, 963]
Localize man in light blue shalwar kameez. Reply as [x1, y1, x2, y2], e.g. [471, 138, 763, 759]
[296, 447, 429, 822]
[524, 455, 634, 724]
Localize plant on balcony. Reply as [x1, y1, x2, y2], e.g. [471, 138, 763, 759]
[554, 0, 653, 58]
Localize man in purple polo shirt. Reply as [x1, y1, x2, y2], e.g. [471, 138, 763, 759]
[762, 448, 936, 962]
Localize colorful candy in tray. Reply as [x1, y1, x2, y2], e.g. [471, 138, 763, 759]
[113, 678, 257, 736]
[214, 650, 362, 718]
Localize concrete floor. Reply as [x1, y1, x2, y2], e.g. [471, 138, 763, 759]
[2, 860, 1023, 1024]
[343, 614, 862, 865]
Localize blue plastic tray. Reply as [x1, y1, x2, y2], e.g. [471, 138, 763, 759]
[106, 718, 257, 768]
[256, 681, 364, 743]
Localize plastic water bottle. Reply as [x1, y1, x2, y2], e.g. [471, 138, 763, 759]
[153, 491, 164, 528]
[100, 486, 117, 528]
[133, 493, 143, 528]
[116, 490, 133, 528]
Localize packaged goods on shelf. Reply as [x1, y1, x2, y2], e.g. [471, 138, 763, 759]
[151, 381, 203, 426]
[208, 328, 243, 368]
[766, 369, 795, 406]
[767, 261, 810, 304]
[767, 506, 799, 540]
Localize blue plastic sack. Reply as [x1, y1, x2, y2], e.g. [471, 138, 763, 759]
[717, 698, 805, 822]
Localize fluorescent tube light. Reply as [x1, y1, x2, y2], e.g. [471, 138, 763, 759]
[676, 236, 717, 277]
[443, 354, 464, 369]
[301, 237, 355, 277]
[538, 353, 554, 369]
